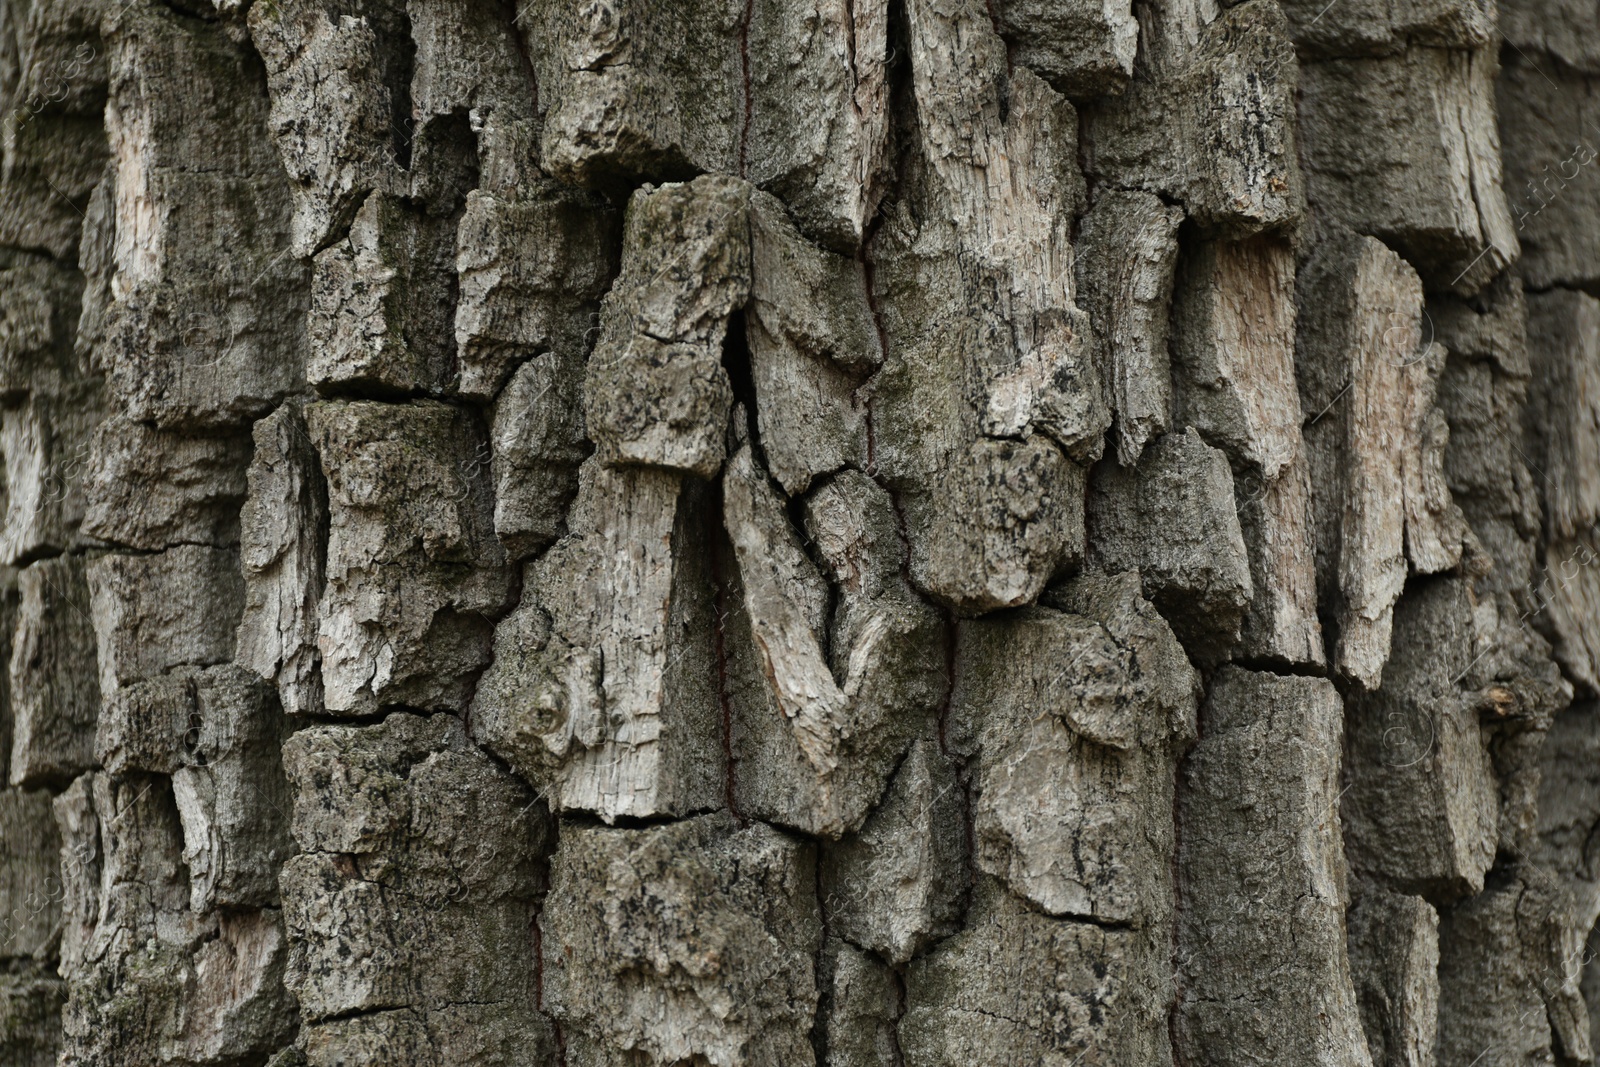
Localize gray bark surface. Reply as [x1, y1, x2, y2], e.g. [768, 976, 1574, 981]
[0, 0, 1597, 1063]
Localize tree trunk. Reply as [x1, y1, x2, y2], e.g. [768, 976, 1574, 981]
[0, 0, 1597, 1063]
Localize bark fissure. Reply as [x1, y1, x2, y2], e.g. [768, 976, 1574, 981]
[2, 0, 1599, 1064]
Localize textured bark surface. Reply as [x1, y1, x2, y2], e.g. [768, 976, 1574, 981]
[0, 0, 1598, 1063]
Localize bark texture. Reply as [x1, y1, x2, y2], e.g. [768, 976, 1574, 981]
[0, 0, 1597, 1063]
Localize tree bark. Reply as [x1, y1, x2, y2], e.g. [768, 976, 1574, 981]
[0, 0, 1597, 1063]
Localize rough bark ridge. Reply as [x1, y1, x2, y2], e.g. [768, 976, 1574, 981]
[0, 0, 1596, 1063]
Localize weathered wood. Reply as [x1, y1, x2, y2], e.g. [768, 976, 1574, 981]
[1300, 47, 1518, 295]
[473, 459, 722, 821]
[1437, 867, 1592, 1067]
[1173, 237, 1302, 479]
[57, 772, 297, 1067]
[1532, 706, 1600, 1067]
[820, 739, 966, 964]
[1176, 667, 1371, 1067]
[745, 192, 874, 495]
[1536, 702, 1600, 959]
[1495, 58, 1600, 294]
[1083, 0, 1302, 236]
[0, 788, 62, 960]
[157, 665, 293, 910]
[1527, 289, 1600, 544]
[172, 909, 297, 1067]
[0, 964, 64, 1067]
[0, 256, 84, 403]
[543, 812, 820, 1065]
[724, 449, 945, 837]
[526, 0, 742, 190]
[454, 183, 619, 401]
[1346, 880, 1440, 1067]
[1501, 0, 1600, 75]
[0, 0, 107, 263]
[528, 0, 890, 249]
[584, 175, 746, 478]
[867, 0, 1103, 614]
[745, 0, 893, 250]
[951, 574, 1196, 925]
[236, 401, 327, 718]
[904, 0, 1102, 457]
[81, 417, 249, 550]
[487, 350, 589, 559]
[307, 400, 512, 715]
[1233, 452, 1325, 665]
[50, 775, 98, 980]
[1172, 235, 1323, 664]
[306, 192, 458, 395]
[1087, 429, 1252, 665]
[994, 0, 1138, 98]
[1279, 0, 1492, 58]
[406, 0, 539, 207]
[8, 555, 98, 787]
[0, 0, 1595, 1060]
[0, 382, 100, 564]
[248, 0, 413, 257]
[89, 546, 246, 764]
[1341, 577, 1500, 898]
[0, 569, 15, 778]
[280, 712, 551, 1059]
[1299, 236, 1467, 688]
[1541, 536, 1600, 698]
[1481, 634, 1571, 860]
[1431, 280, 1545, 605]
[1075, 190, 1183, 467]
[818, 937, 901, 1067]
[901, 874, 1170, 1065]
[916, 437, 1088, 615]
[105, 3, 308, 429]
